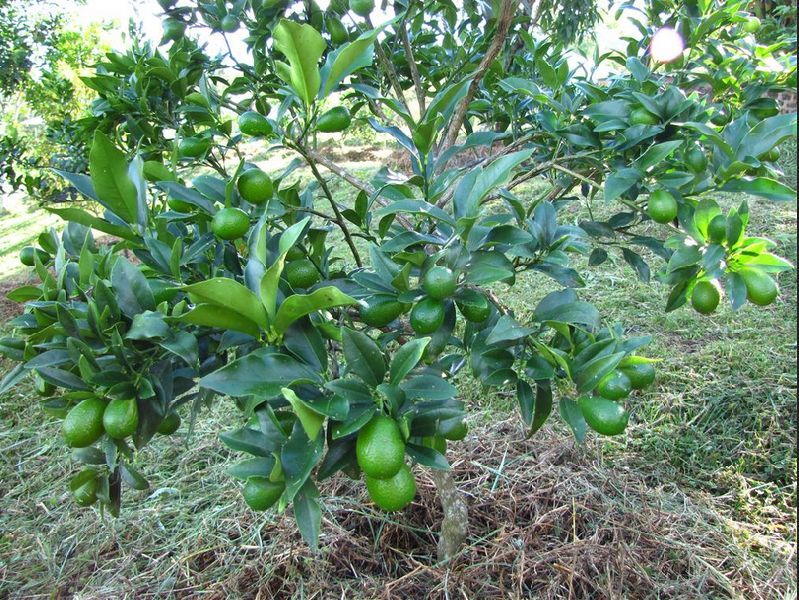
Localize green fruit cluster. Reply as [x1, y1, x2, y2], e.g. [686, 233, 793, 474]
[356, 415, 416, 511]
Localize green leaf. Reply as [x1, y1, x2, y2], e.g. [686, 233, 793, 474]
[272, 20, 326, 107]
[455, 150, 533, 220]
[559, 397, 587, 443]
[281, 421, 324, 503]
[341, 328, 386, 387]
[183, 278, 268, 329]
[282, 387, 325, 441]
[175, 304, 260, 337]
[200, 349, 321, 399]
[464, 251, 516, 285]
[111, 257, 156, 317]
[89, 131, 137, 224]
[400, 375, 458, 400]
[516, 379, 553, 435]
[604, 168, 641, 202]
[320, 23, 387, 96]
[573, 351, 625, 393]
[634, 141, 682, 171]
[274, 287, 356, 335]
[293, 480, 322, 551]
[389, 338, 430, 384]
[720, 177, 796, 201]
[46, 207, 135, 240]
[486, 315, 535, 346]
[405, 443, 449, 470]
[220, 427, 279, 457]
[226, 456, 277, 480]
[6, 285, 42, 302]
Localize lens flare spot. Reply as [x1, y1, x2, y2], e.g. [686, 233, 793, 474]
[650, 27, 684, 63]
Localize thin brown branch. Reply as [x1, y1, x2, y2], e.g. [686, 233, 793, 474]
[440, 0, 516, 151]
[400, 18, 425, 117]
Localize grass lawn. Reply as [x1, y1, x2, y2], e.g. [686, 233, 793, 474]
[0, 144, 796, 598]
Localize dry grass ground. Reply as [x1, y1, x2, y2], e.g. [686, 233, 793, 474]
[0, 144, 795, 599]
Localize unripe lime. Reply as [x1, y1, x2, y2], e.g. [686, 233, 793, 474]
[19, 246, 50, 267]
[365, 463, 416, 511]
[440, 419, 468, 441]
[327, 16, 348, 43]
[743, 16, 761, 33]
[178, 137, 210, 158]
[167, 196, 193, 213]
[739, 268, 778, 306]
[237, 169, 273, 204]
[317, 106, 351, 133]
[349, 0, 374, 17]
[685, 147, 708, 173]
[162, 18, 186, 42]
[456, 289, 490, 322]
[578, 396, 629, 436]
[243, 477, 284, 511]
[707, 214, 727, 244]
[691, 280, 720, 315]
[73, 478, 99, 507]
[596, 370, 632, 401]
[103, 398, 139, 439]
[409, 298, 445, 335]
[620, 362, 656, 390]
[238, 111, 273, 136]
[629, 107, 659, 126]
[356, 415, 405, 480]
[63, 398, 106, 448]
[157, 411, 181, 435]
[360, 298, 405, 328]
[211, 207, 250, 240]
[220, 14, 240, 32]
[284, 259, 320, 288]
[647, 189, 678, 224]
[422, 266, 457, 300]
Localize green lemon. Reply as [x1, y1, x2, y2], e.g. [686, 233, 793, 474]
[455, 289, 490, 322]
[685, 147, 708, 173]
[284, 259, 320, 288]
[743, 16, 761, 33]
[409, 298, 445, 335]
[707, 214, 727, 244]
[178, 137, 210, 158]
[243, 477, 285, 511]
[647, 189, 678, 224]
[422, 266, 457, 300]
[691, 280, 720, 315]
[596, 370, 632, 401]
[73, 478, 99, 507]
[629, 107, 659, 126]
[360, 297, 405, 328]
[620, 362, 656, 390]
[365, 463, 416, 512]
[578, 396, 629, 436]
[162, 18, 186, 42]
[220, 14, 240, 32]
[327, 16, 348, 43]
[103, 398, 139, 440]
[63, 398, 106, 448]
[238, 110, 273, 136]
[356, 415, 405, 480]
[237, 169, 273, 204]
[211, 207, 250, 240]
[739, 268, 778, 306]
[157, 411, 181, 435]
[349, 0, 374, 17]
[317, 106, 351, 133]
[710, 111, 730, 126]
[19, 246, 50, 267]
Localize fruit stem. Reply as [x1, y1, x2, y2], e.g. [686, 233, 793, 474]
[430, 469, 468, 562]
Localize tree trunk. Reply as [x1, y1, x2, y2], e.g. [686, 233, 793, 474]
[431, 469, 468, 562]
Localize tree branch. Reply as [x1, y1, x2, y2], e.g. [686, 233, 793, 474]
[400, 17, 425, 117]
[440, 0, 516, 151]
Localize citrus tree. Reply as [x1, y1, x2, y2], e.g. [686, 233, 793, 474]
[1, 0, 796, 560]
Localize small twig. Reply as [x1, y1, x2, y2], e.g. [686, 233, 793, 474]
[400, 16, 425, 117]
